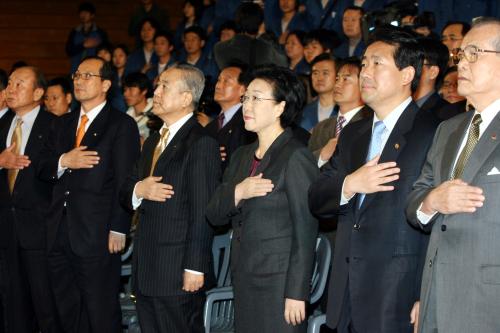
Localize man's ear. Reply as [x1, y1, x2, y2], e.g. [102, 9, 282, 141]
[401, 66, 416, 88]
[33, 87, 44, 103]
[102, 79, 112, 93]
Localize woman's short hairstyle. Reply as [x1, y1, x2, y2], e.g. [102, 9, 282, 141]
[251, 65, 306, 128]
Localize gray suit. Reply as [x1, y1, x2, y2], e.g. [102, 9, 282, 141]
[406, 110, 500, 333]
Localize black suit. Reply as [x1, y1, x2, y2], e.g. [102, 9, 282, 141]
[419, 92, 450, 120]
[205, 106, 256, 172]
[121, 115, 220, 332]
[309, 102, 439, 332]
[0, 108, 60, 333]
[207, 129, 319, 333]
[37, 103, 141, 333]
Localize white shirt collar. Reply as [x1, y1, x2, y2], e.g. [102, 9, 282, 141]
[79, 101, 107, 127]
[161, 112, 194, 146]
[373, 97, 412, 133]
[17, 105, 40, 127]
[338, 105, 363, 125]
[475, 98, 500, 137]
[0, 107, 9, 118]
[221, 103, 242, 126]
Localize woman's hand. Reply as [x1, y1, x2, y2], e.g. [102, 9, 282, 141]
[234, 173, 274, 206]
[284, 298, 306, 326]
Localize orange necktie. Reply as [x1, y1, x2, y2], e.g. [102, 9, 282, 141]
[75, 114, 89, 147]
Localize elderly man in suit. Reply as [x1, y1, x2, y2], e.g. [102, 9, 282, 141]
[309, 57, 371, 168]
[406, 17, 500, 333]
[308, 26, 440, 333]
[38, 56, 141, 333]
[121, 64, 220, 333]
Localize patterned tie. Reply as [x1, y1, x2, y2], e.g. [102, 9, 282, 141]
[451, 114, 482, 179]
[150, 127, 170, 176]
[217, 112, 225, 130]
[335, 115, 346, 137]
[75, 114, 89, 148]
[358, 121, 386, 207]
[8, 118, 23, 193]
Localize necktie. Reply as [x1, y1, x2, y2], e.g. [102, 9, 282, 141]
[150, 127, 170, 176]
[451, 114, 482, 179]
[75, 114, 89, 148]
[217, 112, 225, 130]
[335, 115, 346, 137]
[358, 121, 386, 207]
[8, 118, 23, 193]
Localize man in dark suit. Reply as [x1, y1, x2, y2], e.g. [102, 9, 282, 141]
[406, 18, 500, 333]
[308, 27, 440, 333]
[37, 57, 141, 333]
[414, 38, 451, 120]
[335, 6, 366, 59]
[121, 64, 220, 332]
[0, 66, 60, 333]
[206, 63, 256, 171]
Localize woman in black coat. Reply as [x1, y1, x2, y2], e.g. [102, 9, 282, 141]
[206, 66, 319, 333]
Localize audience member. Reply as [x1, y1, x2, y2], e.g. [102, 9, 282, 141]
[123, 72, 153, 143]
[309, 57, 371, 167]
[285, 30, 311, 75]
[38, 56, 140, 333]
[126, 18, 160, 75]
[0, 66, 60, 333]
[439, 66, 465, 104]
[207, 65, 318, 333]
[128, 0, 170, 48]
[146, 30, 176, 82]
[300, 53, 338, 131]
[219, 20, 237, 42]
[266, 0, 309, 45]
[441, 21, 471, 62]
[174, 0, 204, 51]
[309, 26, 440, 333]
[96, 43, 113, 63]
[65, 2, 109, 73]
[45, 77, 73, 116]
[303, 29, 338, 64]
[335, 6, 365, 58]
[122, 64, 220, 333]
[406, 17, 500, 333]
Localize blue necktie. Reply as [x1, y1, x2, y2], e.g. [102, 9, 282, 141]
[358, 121, 386, 208]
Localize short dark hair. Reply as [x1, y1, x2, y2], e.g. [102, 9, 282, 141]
[367, 26, 424, 92]
[419, 37, 450, 84]
[220, 20, 238, 34]
[96, 43, 113, 56]
[78, 2, 96, 14]
[154, 30, 175, 46]
[310, 52, 337, 69]
[413, 11, 436, 30]
[113, 44, 129, 56]
[304, 29, 340, 51]
[286, 30, 307, 47]
[0, 69, 7, 90]
[139, 18, 160, 34]
[251, 65, 306, 128]
[441, 21, 471, 36]
[343, 5, 365, 17]
[337, 57, 362, 75]
[235, 2, 264, 35]
[80, 56, 114, 82]
[123, 72, 152, 95]
[224, 60, 251, 86]
[47, 77, 72, 95]
[184, 26, 207, 42]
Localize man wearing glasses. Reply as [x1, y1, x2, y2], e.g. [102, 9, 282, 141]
[407, 17, 500, 333]
[38, 56, 140, 332]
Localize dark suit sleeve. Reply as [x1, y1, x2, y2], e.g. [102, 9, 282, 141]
[109, 116, 141, 234]
[406, 122, 445, 232]
[183, 136, 221, 273]
[36, 116, 64, 183]
[308, 135, 349, 219]
[284, 148, 319, 301]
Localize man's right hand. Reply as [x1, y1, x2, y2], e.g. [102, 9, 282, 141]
[343, 155, 400, 199]
[60, 146, 99, 169]
[319, 137, 338, 162]
[135, 176, 174, 202]
[0, 143, 30, 169]
[421, 179, 484, 215]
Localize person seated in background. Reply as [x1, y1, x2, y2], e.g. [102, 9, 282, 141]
[413, 11, 439, 39]
[439, 66, 465, 104]
[300, 53, 338, 131]
[303, 29, 339, 65]
[266, 0, 309, 45]
[174, 0, 204, 51]
[285, 30, 311, 76]
[126, 18, 160, 75]
[441, 21, 471, 65]
[123, 72, 153, 144]
[128, 0, 170, 48]
[180, 26, 218, 83]
[146, 30, 176, 83]
[335, 6, 365, 58]
[219, 20, 237, 42]
[65, 2, 109, 73]
[309, 57, 371, 167]
[110, 44, 129, 113]
[414, 38, 450, 120]
[96, 43, 113, 63]
[44, 77, 73, 116]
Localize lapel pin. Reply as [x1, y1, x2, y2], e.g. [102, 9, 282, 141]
[229, 129, 232, 134]
[93, 133, 97, 137]
[492, 134, 497, 140]
[38, 134, 42, 139]
[394, 143, 400, 150]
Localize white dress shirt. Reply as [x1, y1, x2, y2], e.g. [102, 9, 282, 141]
[220, 103, 241, 127]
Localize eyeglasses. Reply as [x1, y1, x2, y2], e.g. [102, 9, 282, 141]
[240, 95, 277, 104]
[452, 45, 500, 65]
[71, 72, 102, 80]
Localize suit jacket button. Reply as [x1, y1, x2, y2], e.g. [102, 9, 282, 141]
[65, 190, 70, 195]
[68, 169, 72, 174]
[353, 224, 360, 230]
[441, 224, 447, 232]
[429, 260, 433, 267]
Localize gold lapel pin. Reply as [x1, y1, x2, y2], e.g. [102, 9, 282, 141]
[394, 143, 400, 150]
[492, 134, 497, 140]
[229, 130, 232, 134]
[93, 133, 98, 137]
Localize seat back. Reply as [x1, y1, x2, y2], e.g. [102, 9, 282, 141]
[212, 231, 232, 287]
[310, 234, 331, 304]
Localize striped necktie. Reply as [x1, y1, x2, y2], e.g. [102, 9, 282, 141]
[451, 113, 482, 179]
[335, 115, 346, 137]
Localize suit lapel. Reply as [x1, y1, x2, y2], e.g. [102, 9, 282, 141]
[80, 104, 110, 148]
[441, 113, 473, 180]
[63, 110, 80, 150]
[23, 109, 48, 157]
[462, 111, 500, 182]
[254, 129, 293, 175]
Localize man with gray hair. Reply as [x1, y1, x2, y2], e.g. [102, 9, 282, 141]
[406, 17, 500, 332]
[121, 64, 221, 332]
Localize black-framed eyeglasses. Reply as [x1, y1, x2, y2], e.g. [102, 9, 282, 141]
[71, 72, 102, 80]
[452, 45, 500, 65]
[240, 95, 277, 104]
